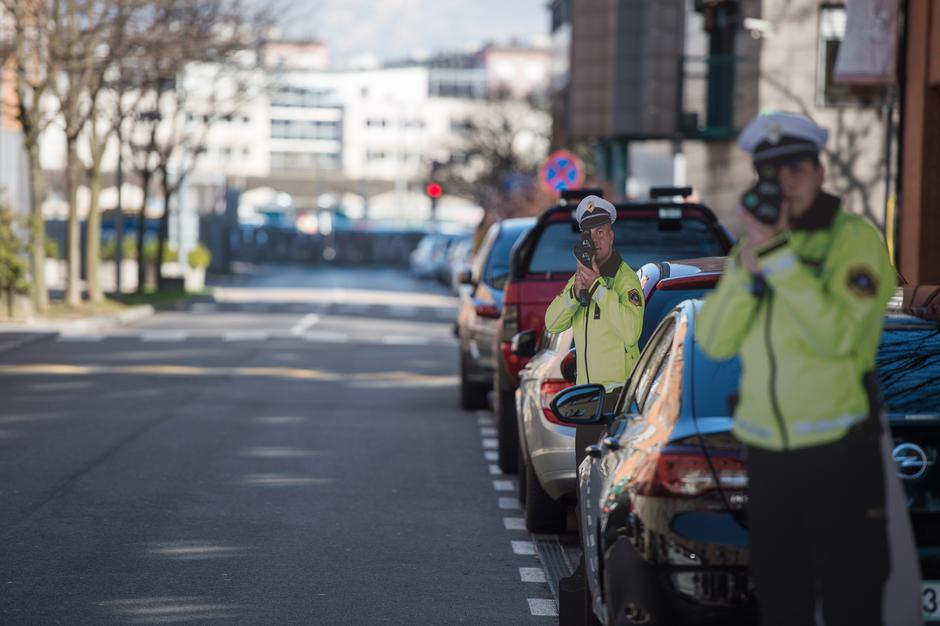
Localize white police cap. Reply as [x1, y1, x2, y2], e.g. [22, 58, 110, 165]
[738, 111, 829, 165]
[575, 195, 616, 231]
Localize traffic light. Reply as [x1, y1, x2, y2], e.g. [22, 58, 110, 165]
[425, 182, 443, 199]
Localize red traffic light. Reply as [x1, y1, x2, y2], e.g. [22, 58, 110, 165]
[426, 182, 443, 199]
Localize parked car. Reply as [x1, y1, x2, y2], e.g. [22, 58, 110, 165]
[514, 258, 727, 533]
[551, 298, 940, 625]
[445, 236, 475, 293]
[494, 188, 734, 473]
[409, 232, 464, 279]
[455, 218, 536, 410]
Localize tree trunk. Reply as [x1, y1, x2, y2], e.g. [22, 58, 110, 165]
[64, 138, 82, 308]
[135, 171, 151, 294]
[85, 161, 104, 303]
[25, 141, 48, 314]
[156, 167, 170, 291]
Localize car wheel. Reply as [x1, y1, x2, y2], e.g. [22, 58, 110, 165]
[495, 387, 518, 474]
[517, 442, 527, 505]
[524, 457, 566, 533]
[459, 351, 488, 411]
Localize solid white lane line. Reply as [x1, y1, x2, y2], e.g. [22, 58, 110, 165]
[504, 517, 526, 531]
[498, 497, 521, 510]
[482, 438, 498, 449]
[484, 451, 499, 462]
[303, 331, 350, 343]
[528, 599, 558, 617]
[290, 314, 321, 336]
[480, 426, 497, 437]
[381, 336, 429, 345]
[494, 480, 515, 492]
[489, 464, 501, 475]
[141, 332, 187, 342]
[223, 332, 269, 342]
[519, 567, 547, 583]
[512, 540, 536, 556]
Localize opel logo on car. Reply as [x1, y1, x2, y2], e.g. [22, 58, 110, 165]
[892, 443, 930, 480]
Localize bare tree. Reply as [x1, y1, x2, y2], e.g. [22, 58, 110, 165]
[1, 0, 56, 313]
[47, 0, 119, 307]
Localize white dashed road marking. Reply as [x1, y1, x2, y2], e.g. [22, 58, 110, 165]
[484, 451, 499, 462]
[488, 464, 501, 475]
[511, 540, 536, 556]
[141, 332, 188, 342]
[503, 518, 526, 531]
[482, 438, 498, 449]
[480, 427, 497, 437]
[498, 497, 520, 510]
[290, 314, 321, 336]
[477, 416, 495, 426]
[223, 332, 269, 342]
[519, 567, 547, 583]
[493, 480, 514, 492]
[527, 598, 558, 617]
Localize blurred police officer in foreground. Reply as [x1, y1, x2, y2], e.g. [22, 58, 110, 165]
[698, 111, 920, 626]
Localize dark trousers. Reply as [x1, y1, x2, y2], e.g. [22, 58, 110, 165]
[745, 421, 890, 626]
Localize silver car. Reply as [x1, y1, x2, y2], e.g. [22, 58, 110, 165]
[515, 328, 576, 533]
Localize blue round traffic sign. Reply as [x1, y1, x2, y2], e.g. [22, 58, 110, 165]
[540, 150, 584, 192]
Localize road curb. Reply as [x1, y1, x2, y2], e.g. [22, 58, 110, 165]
[0, 304, 155, 335]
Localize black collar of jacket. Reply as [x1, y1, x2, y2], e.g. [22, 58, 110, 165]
[790, 191, 840, 231]
[597, 250, 622, 278]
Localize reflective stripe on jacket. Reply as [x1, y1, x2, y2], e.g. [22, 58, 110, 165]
[544, 255, 645, 387]
[697, 201, 896, 450]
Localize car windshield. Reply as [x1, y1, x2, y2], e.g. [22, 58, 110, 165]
[484, 229, 528, 289]
[528, 219, 725, 275]
[877, 325, 940, 414]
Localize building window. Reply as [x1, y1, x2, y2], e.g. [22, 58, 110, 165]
[270, 119, 342, 140]
[270, 151, 341, 171]
[817, 5, 887, 107]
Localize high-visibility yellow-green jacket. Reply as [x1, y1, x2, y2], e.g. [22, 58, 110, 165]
[698, 196, 896, 451]
[545, 252, 645, 387]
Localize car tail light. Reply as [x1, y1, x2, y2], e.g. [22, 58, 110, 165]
[501, 304, 520, 341]
[636, 447, 747, 497]
[539, 378, 571, 425]
[475, 304, 500, 319]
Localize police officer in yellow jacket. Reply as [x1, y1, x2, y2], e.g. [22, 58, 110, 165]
[698, 111, 913, 626]
[544, 195, 645, 388]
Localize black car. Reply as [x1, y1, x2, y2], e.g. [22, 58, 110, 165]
[455, 217, 535, 410]
[552, 299, 940, 625]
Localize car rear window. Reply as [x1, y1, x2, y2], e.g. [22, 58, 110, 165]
[877, 326, 940, 414]
[484, 228, 528, 289]
[690, 347, 742, 418]
[641, 288, 710, 349]
[527, 220, 725, 275]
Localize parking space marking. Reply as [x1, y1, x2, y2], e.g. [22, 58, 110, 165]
[527, 598, 558, 617]
[290, 314, 321, 336]
[504, 518, 526, 531]
[484, 451, 499, 462]
[498, 497, 520, 510]
[519, 567, 547, 583]
[480, 426, 497, 437]
[512, 540, 536, 556]
[488, 464, 501, 475]
[223, 332, 269, 342]
[493, 480, 515, 492]
[141, 332, 188, 342]
[482, 438, 498, 449]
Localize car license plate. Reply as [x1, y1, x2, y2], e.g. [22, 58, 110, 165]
[925, 581, 940, 622]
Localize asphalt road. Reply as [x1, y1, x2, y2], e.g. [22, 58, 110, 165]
[0, 266, 565, 625]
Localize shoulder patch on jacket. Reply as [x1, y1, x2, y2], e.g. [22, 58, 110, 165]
[628, 289, 642, 307]
[847, 267, 878, 298]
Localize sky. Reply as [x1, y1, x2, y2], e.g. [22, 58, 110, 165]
[279, 0, 550, 66]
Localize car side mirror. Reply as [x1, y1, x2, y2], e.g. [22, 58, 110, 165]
[550, 384, 608, 425]
[510, 330, 538, 358]
[560, 348, 576, 383]
[457, 268, 474, 285]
